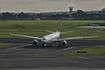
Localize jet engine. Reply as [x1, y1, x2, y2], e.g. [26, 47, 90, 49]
[61, 40, 67, 46]
[33, 40, 38, 45]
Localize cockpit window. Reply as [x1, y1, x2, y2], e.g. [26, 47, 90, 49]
[43, 38, 46, 40]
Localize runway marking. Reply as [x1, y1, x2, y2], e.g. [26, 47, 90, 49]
[0, 46, 73, 57]
[0, 49, 63, 56]
[13, 44, 32, 48]
[63, 47, 74, 50]
[76, 56, 105, 63]
[35, 50, 63, 56]
[33, 47, 74, 56]
[0, 54, 5, 55]
[36, 47, 75, 56]
[0, 46, 74, 57]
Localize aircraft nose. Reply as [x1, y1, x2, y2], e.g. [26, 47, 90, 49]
[41, 40, 47, 43]
[41, 39, 50, 44]
[42, 41, 47, 43]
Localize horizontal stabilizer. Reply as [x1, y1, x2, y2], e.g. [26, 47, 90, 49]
[45, 30, 54, 33]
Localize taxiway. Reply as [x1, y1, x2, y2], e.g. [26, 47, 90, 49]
[0, 38, 105, 70]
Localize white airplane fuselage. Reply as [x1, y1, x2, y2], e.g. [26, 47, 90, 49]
[41, 32, 60, 44]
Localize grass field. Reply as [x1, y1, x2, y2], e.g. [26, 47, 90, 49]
[0, 43, 16, 48]
[0, 20, 104, 31]
[0, 20, 105, 39]
[61, 46, 105, 56]
[0, 20, 105, 55]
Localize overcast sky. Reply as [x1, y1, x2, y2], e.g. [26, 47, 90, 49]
[0, 0, 105, 13]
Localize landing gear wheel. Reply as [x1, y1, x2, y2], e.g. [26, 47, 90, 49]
[42, 43, 47, 48]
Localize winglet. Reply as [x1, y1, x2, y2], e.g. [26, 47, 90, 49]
[57, 19, 60, 32]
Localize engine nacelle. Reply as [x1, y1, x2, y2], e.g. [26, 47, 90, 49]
[61, 40, 67, 46]
[33, 40, 38, 45]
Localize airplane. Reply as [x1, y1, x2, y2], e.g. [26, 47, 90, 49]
[88, 23, 99, 26]
[9, 19, 98, 47]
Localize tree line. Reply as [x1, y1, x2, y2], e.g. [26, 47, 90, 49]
[0, 8, 105, 20]
[72, 10, 105, 20]
[40, 10, 105, 20]
[0, 12, 30, 20]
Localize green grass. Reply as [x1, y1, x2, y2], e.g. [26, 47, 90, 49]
[0, 20, 104, 31]
[62, 46, 105, 56]
[0, 20, 105, 55]
[0, 43, 16, 48]
[0, 20, 105, 39]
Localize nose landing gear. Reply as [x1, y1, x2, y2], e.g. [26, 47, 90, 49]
[42, 43, 47, 48]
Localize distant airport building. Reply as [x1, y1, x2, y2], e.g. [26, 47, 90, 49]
[88, 23, 99, 26]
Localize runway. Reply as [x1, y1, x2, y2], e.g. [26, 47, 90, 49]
[0, 38, 105, 70]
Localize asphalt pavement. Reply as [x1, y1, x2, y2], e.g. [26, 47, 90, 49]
[0, 38, 105, 70]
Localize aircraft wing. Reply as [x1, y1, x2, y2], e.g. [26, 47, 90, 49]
[54, 36, 98, 41]
[9, 32, 42, 40]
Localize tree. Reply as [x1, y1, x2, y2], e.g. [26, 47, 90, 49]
[101, 8, 105, 13]
[77, 10, 84, 14]
[37, 13, 44, 19]
[2, 12, 11, 20]
[62, 13, 66, 17]
[18, 12, 30, 19]
[0, 15, 1, 19]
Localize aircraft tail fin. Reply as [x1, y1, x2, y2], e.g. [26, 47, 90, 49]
[57, 19, 60, 32]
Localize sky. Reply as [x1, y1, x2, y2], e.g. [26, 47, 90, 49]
[0, 0, 105, 13]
